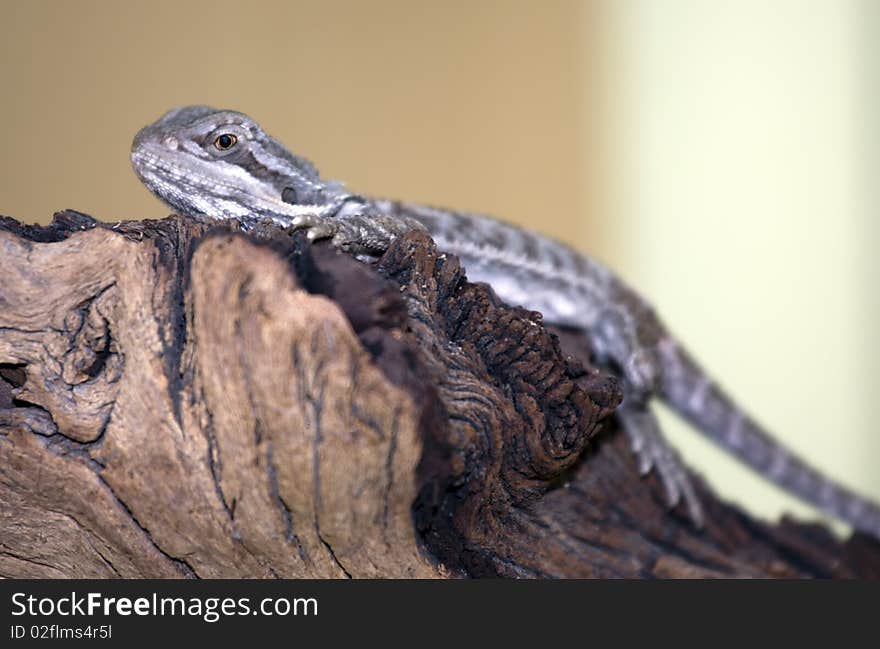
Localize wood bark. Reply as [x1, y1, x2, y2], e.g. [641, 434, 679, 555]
[0, 211, 877, 578]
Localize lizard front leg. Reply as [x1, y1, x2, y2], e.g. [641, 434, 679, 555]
[282, 209, 428, 256]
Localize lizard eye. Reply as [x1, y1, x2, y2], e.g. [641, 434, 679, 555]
[214, 133, 237, 150]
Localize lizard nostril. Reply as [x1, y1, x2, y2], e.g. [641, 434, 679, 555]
[163, 136, 179, 151]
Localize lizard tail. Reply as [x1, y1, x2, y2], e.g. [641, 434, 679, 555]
[657, 339, 880, 539]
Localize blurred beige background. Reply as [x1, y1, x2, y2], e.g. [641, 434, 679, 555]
[1, 0, 877, 532]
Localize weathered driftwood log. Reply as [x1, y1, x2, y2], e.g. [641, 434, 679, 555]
[0, 211, 877, 578]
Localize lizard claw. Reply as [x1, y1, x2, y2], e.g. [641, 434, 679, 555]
[278, 214, 340, 242]
[306, 224, 338, 241]
[618, 403, 704, 528]
[288, 214, 316, 229]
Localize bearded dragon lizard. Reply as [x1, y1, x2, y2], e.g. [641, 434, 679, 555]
[130, 105, 880, 538]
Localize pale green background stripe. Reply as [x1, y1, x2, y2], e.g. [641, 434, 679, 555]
[598, 0, 879, 530]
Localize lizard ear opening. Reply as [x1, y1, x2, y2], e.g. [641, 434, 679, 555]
[281, 187, 298, 204]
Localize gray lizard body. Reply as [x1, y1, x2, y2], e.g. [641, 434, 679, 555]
[131, 105, 880, 538]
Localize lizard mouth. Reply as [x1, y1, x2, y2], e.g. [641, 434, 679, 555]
[130, 145, 261, 220]
[131, 146, 254, 198]
[131, 143, 355, 224]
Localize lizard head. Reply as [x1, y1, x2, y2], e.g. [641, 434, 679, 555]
[131, 105, 353, 225]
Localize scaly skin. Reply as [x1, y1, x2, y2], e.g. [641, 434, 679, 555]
[131, 105, 880, 538]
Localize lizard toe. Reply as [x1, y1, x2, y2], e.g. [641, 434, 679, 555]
[618, 403, 704, 529]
